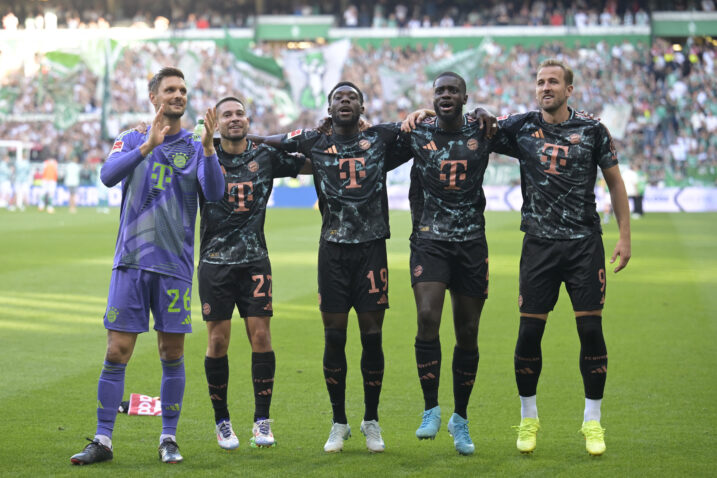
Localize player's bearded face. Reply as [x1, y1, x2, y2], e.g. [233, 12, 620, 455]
[432, 76, 467, 123]
[217, 101, 249, 140]
[154, 76, 187, 119]
[329, 87, 363, 127]
[536, 66, 573, 114]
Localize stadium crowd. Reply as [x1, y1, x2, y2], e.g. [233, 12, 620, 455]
[4, 0, 713, 31]
[2, 34, 716, 189]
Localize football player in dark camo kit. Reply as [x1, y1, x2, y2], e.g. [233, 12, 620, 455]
[198, 97, 310, 451]
[491, 59, 631, 456]
[396, 71, 503, 456]
[249, 82, 413, 453]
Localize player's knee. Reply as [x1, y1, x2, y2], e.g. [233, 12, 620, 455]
[105, 335, 134, 363]
[576, 315, 604, 340]
[576, 315, 607, 354]
[207, 336, 229, 357]
[158, 340, 184, 361]
[456, 323, 479, 349]
[324, 327, 347, 351]
[250, 327, 271, 350]
[517, 316, 545, 343]
[416, 306, 440, 333]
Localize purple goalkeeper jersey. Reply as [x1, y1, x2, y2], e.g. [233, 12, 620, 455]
[101, 128, 224, 283]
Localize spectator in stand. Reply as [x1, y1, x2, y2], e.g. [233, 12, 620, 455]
[64, 155, 82, 213]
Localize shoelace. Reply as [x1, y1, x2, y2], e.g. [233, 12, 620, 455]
[581, 424, 605, 439]
[161, 439, 179, 452]
[420, 410, 436, 427]
[363, 423, 381, 440]
[515, 422, 539, 439]
[218, 421, 234, 439]
[84, 438, 108, 451]
[329, 424, 347, 441]
[256, 419, 273, 436]
[453, 421, 471, 440]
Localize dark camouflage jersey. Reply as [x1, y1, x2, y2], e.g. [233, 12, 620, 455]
[493, 107, 618, 239]
[199, 140, 305, 264]
[400, 115, 493, 242]
[280, 124, 410, 243]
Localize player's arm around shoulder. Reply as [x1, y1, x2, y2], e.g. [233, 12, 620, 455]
[602, 164, 631, 273]
[264, 144, 311, 177]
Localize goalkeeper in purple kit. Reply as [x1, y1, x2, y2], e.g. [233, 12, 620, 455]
[70, 66, 224, 466]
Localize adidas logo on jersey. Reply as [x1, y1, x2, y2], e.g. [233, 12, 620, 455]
[323, 145, 338, 154]
[377, 294, 388, 305]
[181, 316, 192, 325]
[531, 129, 545, 139]
[422, 141, 437, 151]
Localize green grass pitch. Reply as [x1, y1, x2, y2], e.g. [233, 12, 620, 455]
[0, 208, 715, 477]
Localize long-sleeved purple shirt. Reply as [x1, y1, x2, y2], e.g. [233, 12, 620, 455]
[102, 128, 224, 283]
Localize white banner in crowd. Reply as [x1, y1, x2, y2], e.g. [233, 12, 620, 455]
[281, 39, 351, 111]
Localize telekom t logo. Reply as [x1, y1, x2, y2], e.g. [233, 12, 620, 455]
[227, 182, 254, 212]
[151, 162, 173, 190]
[439, 160, 467, 190]
[339, 157, 366, 189]
[540, 143, 569, 175]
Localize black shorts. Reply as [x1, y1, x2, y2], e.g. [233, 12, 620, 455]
[198, 259, 273, 320]
[519, 233, 606, 314]
[318, 239, 388, 313]
[410, 237, 489, 298]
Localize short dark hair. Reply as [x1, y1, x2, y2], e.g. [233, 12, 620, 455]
[328, 81, 364, 104]
[148, 66, 185, 94]
[433, 71, 466, 93]
[215, 96, 246, 111]
[537, 59, 574, 85]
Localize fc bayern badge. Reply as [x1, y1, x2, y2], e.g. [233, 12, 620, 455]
[359, 139, 371, 150]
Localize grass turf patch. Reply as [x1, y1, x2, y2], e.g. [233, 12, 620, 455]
[0, 208, 715, 476]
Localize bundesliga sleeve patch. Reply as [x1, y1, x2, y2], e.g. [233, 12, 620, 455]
[110, 140, 124, 155]
[287, 129, 303, 139]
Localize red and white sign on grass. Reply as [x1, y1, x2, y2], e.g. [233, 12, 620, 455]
[127, 393, 162, 416]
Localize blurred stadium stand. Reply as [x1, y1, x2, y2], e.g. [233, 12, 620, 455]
[0, 1, 715, 210]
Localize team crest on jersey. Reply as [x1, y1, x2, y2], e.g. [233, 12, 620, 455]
[287, 129, 303, 139]
[107, 306, 119, 323]
[359, 139, 371, 150]
[467, 138, 478, 151]
[248, 161, 259, 172]
[171, 152, 188, 168]
[202, 303, 211, 315]
[422, 116, 437, 125]
[110, 141, 123, 155]
[569, 134, 581, 144]
[413, 265, 423, 277]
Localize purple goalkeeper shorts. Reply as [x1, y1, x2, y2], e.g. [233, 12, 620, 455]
[104, 267, 193, 333]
